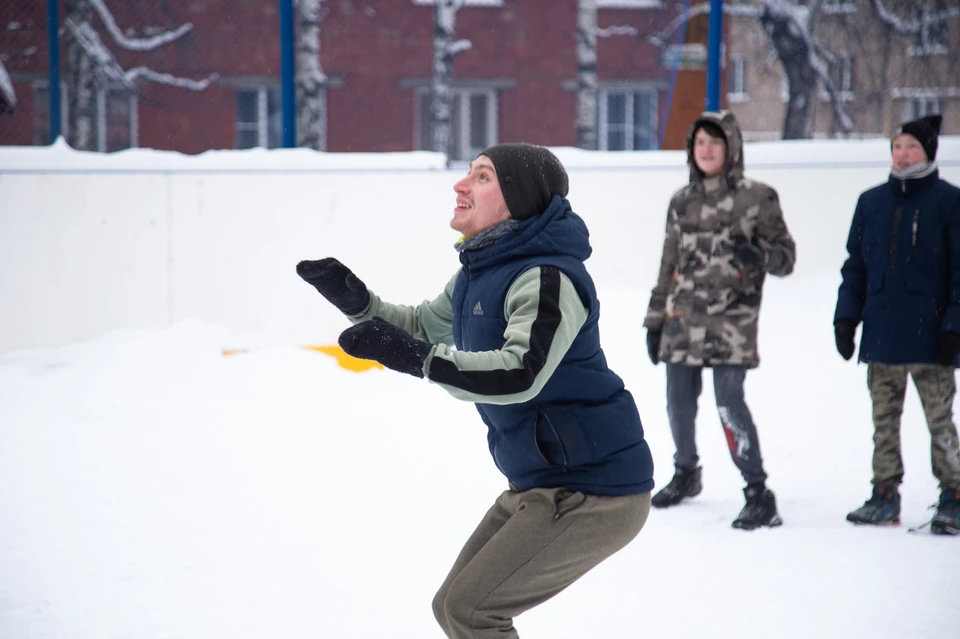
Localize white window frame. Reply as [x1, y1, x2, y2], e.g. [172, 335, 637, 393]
[96, 86, 138, 152]
[727, 57, 748, 103]
[597, 88, 658, 151]
[819, 52, 854, 102]
[905, 97, 943, 121]
[415, 87, 498, 161]
[235, 86, 281, 149]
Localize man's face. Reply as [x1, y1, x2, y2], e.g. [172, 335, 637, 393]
[891, 134, 928, 170]
[692, 128, 727, 178]
[451, 156, 511, 239]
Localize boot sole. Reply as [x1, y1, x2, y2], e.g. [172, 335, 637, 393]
[732, 514, 783, 530]
[846, 516, 900, 526]
[931, 523, 959, 535]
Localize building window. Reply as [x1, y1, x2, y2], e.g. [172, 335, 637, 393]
[727, 57, 748, 103]
[905, 97, 943, 121]
[822, 0, 856, 14]
[97, 87, 136, 152]
[33, 82, 135, 151]
[820, 52, 854, 101]
[598, 89, 658, 151]
[908, 2, 949, 56]
[417, 88, 497, 162]
[235, 86, 282, 149]
[32, 82, 66, 145]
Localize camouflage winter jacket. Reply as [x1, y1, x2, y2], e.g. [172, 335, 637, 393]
[643, 111, 796, 368]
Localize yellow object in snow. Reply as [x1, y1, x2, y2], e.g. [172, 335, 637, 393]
[301, 345, 385, 372]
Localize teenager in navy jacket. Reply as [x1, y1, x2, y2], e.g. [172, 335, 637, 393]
[835, 114, 960, 535]
[298, 143, 655, 636]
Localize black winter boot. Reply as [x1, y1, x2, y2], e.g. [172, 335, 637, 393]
[651, 466, 702, 508]
[846, 485, 901, 526]
[931, 489, 960, 535]
[732, 483, 783, 530]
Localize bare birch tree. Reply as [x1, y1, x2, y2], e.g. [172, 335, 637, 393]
[649, 0, 853, 139]
[575, 0, 639, 150]
[576, 0, 599, 150]
[295, 0, 328, 151]
[63, 0, 216, 151]
[431, 0, 471, 160]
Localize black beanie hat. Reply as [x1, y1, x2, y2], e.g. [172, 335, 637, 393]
[893, 114, 942, 161]
[479, 143, 569, 220]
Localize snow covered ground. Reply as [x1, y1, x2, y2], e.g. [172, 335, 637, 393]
[1, 139, 958, 638]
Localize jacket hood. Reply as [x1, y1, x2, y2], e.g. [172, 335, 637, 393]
[686, 110, 745, 187]
[459, 195, 592, 271]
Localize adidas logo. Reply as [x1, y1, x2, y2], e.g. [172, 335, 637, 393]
[473, 301, 484, 316]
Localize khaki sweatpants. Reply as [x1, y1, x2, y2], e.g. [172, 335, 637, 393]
[867, 362, 960, 490]
[432, 486, 650, 639]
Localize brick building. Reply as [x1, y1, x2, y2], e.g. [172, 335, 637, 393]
[724, 0, 959, 141]
[0, 0, 697, 158]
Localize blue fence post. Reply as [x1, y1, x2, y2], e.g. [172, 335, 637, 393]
[706, 0, 724, 111]
[279, 0, 296, 148]
[47, 0, 61, 142]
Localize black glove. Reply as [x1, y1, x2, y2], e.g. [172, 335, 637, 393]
[338, 317, 432, 378]
[296, 258, 370, 315]
[938, 331, 960, 366]
[646, 330, 661, 365]
[734, 244, 767, 271]
[834, 318, 857, 361]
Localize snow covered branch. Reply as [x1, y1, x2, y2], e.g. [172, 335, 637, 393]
[124, 67, 218, 90]
[448, 39, 472, 55]
[597, 25, 638, 38]
[0, 58, 16, 113]
[67, 17, 216, 92]
[89, 0, 193, 52]
[869, 0, 960, 37]
[648, 2, 757, 48]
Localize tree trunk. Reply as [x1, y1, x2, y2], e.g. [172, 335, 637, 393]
[295, 0, 327, 151]
[430, 0, 459, 158]
[575, 0, 599, 150]
[65, 0, 97, 150]
[759, 4, 816, 140]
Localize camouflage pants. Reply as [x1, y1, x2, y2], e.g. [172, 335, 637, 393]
[867, 363, 960, 490]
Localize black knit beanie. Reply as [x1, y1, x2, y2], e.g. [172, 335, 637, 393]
[893, 114, 942, 161]
[479, 143, 569, 221]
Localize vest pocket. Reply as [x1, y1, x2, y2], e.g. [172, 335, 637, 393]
[534, 407, 593, 470]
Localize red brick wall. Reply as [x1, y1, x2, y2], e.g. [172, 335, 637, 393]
[1, 0, 677, 153]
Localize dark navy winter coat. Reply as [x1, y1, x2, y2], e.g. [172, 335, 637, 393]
[449, 196, 655, 496]
[835, 170, 960, 364]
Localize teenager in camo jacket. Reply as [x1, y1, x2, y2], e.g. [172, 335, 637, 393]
[643, 110, 796, 530]
[297, 143, 654, 638]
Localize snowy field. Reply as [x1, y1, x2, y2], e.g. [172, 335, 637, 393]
[1, 139, 959, 638]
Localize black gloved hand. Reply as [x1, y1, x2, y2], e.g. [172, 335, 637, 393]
[646, 329, 661, 365]
[834, 318, 857, 361]
[338, 317, 432, 378]
[296, 258, 370, 315]
[734, 244, 767, 271]
[938, 331, 960, 366]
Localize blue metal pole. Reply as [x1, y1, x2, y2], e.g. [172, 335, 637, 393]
[47, 0, 62, 142]
[706, 0, 724, 111]
[278, 0, 296, 147]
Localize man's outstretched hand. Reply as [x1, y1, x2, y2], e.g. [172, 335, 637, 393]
[338, 317, 432, 378]
[296, 258, 370, 315]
